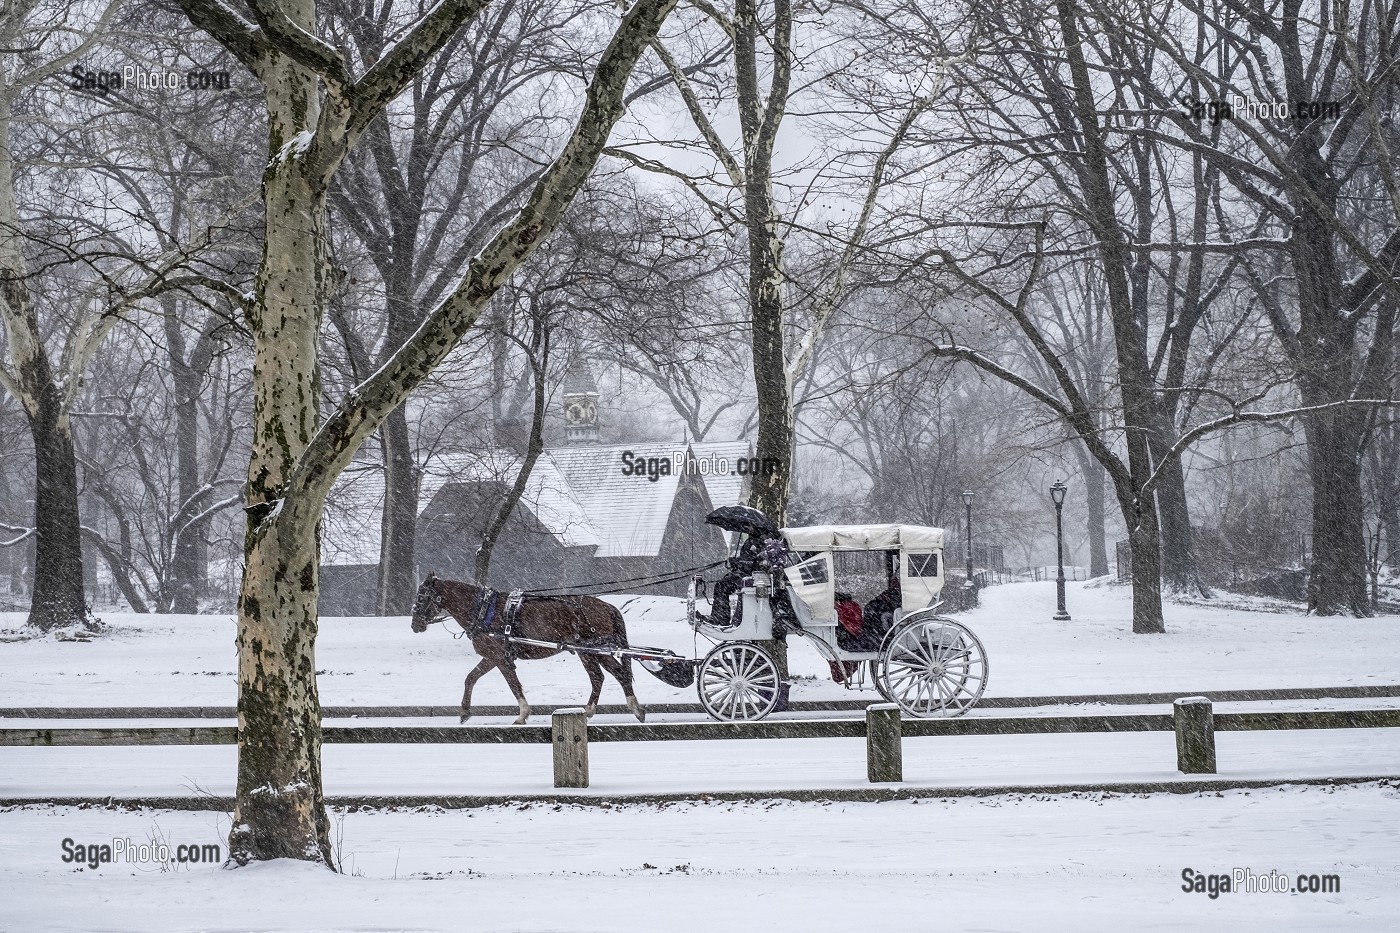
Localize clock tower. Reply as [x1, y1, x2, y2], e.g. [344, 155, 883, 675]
[562, 360, 600, 445]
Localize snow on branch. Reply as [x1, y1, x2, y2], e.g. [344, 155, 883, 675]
[1142, 398, 1400, 496]
[0, 523, 35, 548]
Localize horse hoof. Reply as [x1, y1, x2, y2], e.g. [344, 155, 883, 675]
[512, 716, 528, 726]
[459, 714, 470, 725]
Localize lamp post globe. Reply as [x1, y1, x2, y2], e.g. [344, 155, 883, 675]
[1051, 481, 1071, 621]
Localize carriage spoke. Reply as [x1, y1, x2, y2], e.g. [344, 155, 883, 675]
[698, 643, 778, 722]
[879, 618, 988, 719]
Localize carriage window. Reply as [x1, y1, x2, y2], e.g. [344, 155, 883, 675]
[797, 559, 829, 585]
[907, 552, 939, 577]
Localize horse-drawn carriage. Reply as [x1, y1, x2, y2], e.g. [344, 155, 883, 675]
[411, 506, 989, 724]
[683, 508, 989, 721]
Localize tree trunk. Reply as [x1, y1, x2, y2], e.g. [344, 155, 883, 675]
[26, 393, 92, 631]
[734, 0, 792, 527]
[1151, 446, 1203, 594]
[1, 85, 92, 632]
[230, 502, 333, 865]
[228, 34, 334, 865]
[1383, 490, 1400, 572]
[1125, 494, 1165, 634]
[1055, 0, 1163, 632]
[1075, 442, 1110, 578]
[1300, 409, 1371, 616]
[375, 406, 418, 615]
[165, 299, 210, 614]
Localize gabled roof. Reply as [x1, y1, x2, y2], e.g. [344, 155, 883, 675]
[320, 440, 750, 566]
[423, 450, 599, 550]
[539, 440, 750, 558]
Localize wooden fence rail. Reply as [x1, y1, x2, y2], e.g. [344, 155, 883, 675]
[4, 703, 1398, 788]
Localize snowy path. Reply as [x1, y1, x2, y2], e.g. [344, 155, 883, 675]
[2, 582, 1397, 710]
[2, 783, 1395, 932]
[2, 582, 1398, 930]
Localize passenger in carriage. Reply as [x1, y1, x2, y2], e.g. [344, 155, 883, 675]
[863, 566, 902, 641]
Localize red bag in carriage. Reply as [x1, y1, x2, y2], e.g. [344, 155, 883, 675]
[836, 595, 863, 638]
[829, 595, 864, 683]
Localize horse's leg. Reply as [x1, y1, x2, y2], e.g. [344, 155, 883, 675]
[598, 655, 644, 722]
[579, 656, 605, 718]
[459, 657, 498, 725]
[497, 658, 531, 725]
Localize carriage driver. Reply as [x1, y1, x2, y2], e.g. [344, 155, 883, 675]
[700, 505, 793, 628]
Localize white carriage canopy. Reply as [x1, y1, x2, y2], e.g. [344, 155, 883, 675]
[779, 524, 947, 623]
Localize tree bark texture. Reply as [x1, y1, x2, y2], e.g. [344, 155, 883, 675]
[736, 0, 792, 527]
[1300, 406, 1371, 616]
[375, 407, 418, 614]
[27, 391, 91, 630]
[228, 21, 335, 865]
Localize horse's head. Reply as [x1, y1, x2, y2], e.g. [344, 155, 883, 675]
[411, 574, 445, 633]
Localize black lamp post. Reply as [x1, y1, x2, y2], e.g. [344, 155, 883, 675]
[962, 489, 975, 588]
[1050, 481, 1071, 621]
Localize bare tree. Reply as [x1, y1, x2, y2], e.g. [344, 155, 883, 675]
[326, 0, 591, 614]
[176, 0, 677, 868]
[1109, 0, 1400, 615]
[1, 0, 248, 628]
[629, 0, 936, 523]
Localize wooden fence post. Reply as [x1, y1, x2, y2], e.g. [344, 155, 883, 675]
[1174, 696, 1216, 774]
[552, 708, 589, 788]
[867, 703, 903, 783]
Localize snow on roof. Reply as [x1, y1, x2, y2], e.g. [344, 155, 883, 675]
[546, 441, 749, 558]
[320, 440, 750, 566]
[423, 451, 599, 550]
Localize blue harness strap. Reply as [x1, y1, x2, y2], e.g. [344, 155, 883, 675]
[471, 587, 499, 634]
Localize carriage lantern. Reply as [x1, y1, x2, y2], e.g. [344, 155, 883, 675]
[1050, 481, 1072, 621]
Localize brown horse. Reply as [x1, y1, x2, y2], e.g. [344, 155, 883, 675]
[410, 574, 645, 725]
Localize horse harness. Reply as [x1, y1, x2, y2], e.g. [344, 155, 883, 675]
[468, 586, 589, 659]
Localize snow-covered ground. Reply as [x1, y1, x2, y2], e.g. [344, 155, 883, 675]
[3, 581, 1398, 930]
[2, 581, 1397, 710]
[2, 783, 1395, 931]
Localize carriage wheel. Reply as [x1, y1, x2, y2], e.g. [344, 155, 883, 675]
[697, 642, 780, 722]
[876, 617, 988, 718]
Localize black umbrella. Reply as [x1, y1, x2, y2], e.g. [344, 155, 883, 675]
[704, 505, 780, 539]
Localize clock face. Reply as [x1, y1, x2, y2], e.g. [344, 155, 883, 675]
[565, 399, 596, 425]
